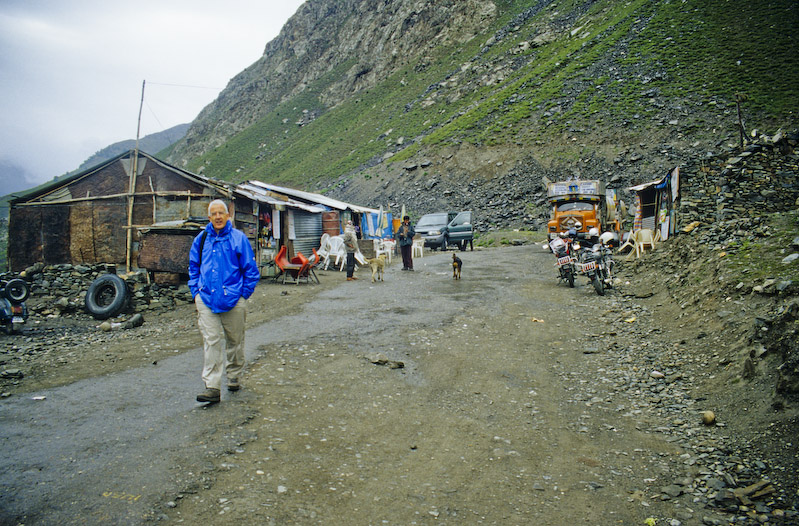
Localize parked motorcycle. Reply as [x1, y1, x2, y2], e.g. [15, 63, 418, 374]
[575, 231, 617, 296]
[0, 277, 30, 334]
[548, 231, 577, 288]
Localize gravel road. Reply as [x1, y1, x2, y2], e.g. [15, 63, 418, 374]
[1, 245, 795, 526]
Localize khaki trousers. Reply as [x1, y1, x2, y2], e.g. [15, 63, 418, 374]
[195, 295, 246, 390]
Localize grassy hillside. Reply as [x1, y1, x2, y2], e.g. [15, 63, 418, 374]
[186, 0, 797, 189]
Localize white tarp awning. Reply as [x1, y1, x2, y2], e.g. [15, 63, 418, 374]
[245, 180, 378, 214]
[236, 182, 326, 213]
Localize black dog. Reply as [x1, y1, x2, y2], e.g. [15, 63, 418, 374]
[452, 253, 462, 279]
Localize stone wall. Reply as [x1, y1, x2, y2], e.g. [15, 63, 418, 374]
[9, 263, 192, 320]
[679, 133, 799, 226]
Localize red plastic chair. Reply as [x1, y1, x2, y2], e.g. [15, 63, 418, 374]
[300, 248, 321, 284]
[290, 251, 310, 284]
[274, 246, 304, 285]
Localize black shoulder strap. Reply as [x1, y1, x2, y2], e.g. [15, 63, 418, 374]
[198, 231, 208, 267]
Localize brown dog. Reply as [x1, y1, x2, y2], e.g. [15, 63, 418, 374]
[452, 253, 462, 279]
[367, 254, 386, 282]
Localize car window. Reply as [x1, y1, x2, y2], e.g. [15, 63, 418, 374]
[416, 214, 447, 227]
[450, 211, 471, 226]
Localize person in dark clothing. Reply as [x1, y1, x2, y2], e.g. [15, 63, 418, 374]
[395, 215, 415, 271]
[342, 220, 359, 281]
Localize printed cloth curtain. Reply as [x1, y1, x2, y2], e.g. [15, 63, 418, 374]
[633, 193, 643, 231]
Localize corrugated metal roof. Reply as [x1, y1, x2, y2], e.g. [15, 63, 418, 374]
[237, 182, 326, 213]
[245, 180, 378, 213]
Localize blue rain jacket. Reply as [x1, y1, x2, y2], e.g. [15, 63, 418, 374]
[188, 221, 260, 313]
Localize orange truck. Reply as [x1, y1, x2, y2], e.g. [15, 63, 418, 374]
[546, 179, 622, 241]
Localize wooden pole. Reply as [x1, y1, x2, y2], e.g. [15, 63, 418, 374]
[126, 80, 146, 273]
[149, 176, 156, 223]
[736, 92, 748, 148]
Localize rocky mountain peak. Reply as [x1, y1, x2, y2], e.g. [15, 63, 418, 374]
[169, 0, 497, 164]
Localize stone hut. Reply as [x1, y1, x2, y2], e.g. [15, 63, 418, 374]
[6, 150, 245, 273]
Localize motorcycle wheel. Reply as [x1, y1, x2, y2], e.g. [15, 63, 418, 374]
[566, 271, 575, 288]
[592, 275, 605, 295]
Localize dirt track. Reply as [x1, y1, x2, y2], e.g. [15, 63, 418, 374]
[1, 245, 796, 525]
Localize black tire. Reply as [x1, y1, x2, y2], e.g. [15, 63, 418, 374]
[3, 278, 30, 303]
[566, 270, 575, 288]
[85, 274, 128, 319]
[593, 275, 605, 295]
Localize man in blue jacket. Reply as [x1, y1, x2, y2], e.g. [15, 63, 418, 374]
[189, 199, 260, 403]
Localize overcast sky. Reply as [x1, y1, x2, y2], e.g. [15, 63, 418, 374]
[0, 0, 305, 196]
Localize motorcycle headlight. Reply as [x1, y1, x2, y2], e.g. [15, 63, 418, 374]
[573, 242, 581, 251]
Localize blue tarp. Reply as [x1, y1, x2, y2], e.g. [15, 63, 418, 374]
[361, 212, 393, 239]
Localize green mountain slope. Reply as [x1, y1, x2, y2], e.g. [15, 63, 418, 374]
[168, 0, 798, 196]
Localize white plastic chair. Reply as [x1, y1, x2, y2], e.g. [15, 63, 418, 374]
[412, 238, 424, 258]
[374, 239, 392, 264]
[617, 231, 635, 255]
[381, 239, 396, 261]
[317, 233, 332, 261]
[634, 228, 656, 258]
[323, 236, 346, 270]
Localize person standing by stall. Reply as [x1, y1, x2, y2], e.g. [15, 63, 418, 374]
[396, 215, 415, 271]
[189, 199, 260, 403]
[343, 220, 359, 281]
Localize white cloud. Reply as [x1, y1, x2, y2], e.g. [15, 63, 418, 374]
[0, 0, 304, 193]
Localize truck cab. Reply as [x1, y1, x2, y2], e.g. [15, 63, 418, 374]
[547, 180, 614, 240]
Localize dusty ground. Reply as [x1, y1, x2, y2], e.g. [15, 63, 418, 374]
[0, 277, 330, 395]
[1, 243, 797, 526]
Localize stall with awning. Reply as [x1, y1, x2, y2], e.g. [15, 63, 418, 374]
[628, 167, 680, 241]
[236, 181, 326, 270]
[242, 181, 385, 239]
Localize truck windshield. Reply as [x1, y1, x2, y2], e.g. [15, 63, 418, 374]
[557, 203, 594, 212]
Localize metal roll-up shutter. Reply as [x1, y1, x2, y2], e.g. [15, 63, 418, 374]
[292, 211, 323, 257]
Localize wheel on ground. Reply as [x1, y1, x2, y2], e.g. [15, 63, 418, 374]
[85, 274, 129, 319]
[592, 276, 605, 295]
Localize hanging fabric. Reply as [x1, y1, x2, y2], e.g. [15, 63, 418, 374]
[288, 209, 296, 240]
[273, 210, 281, 239]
